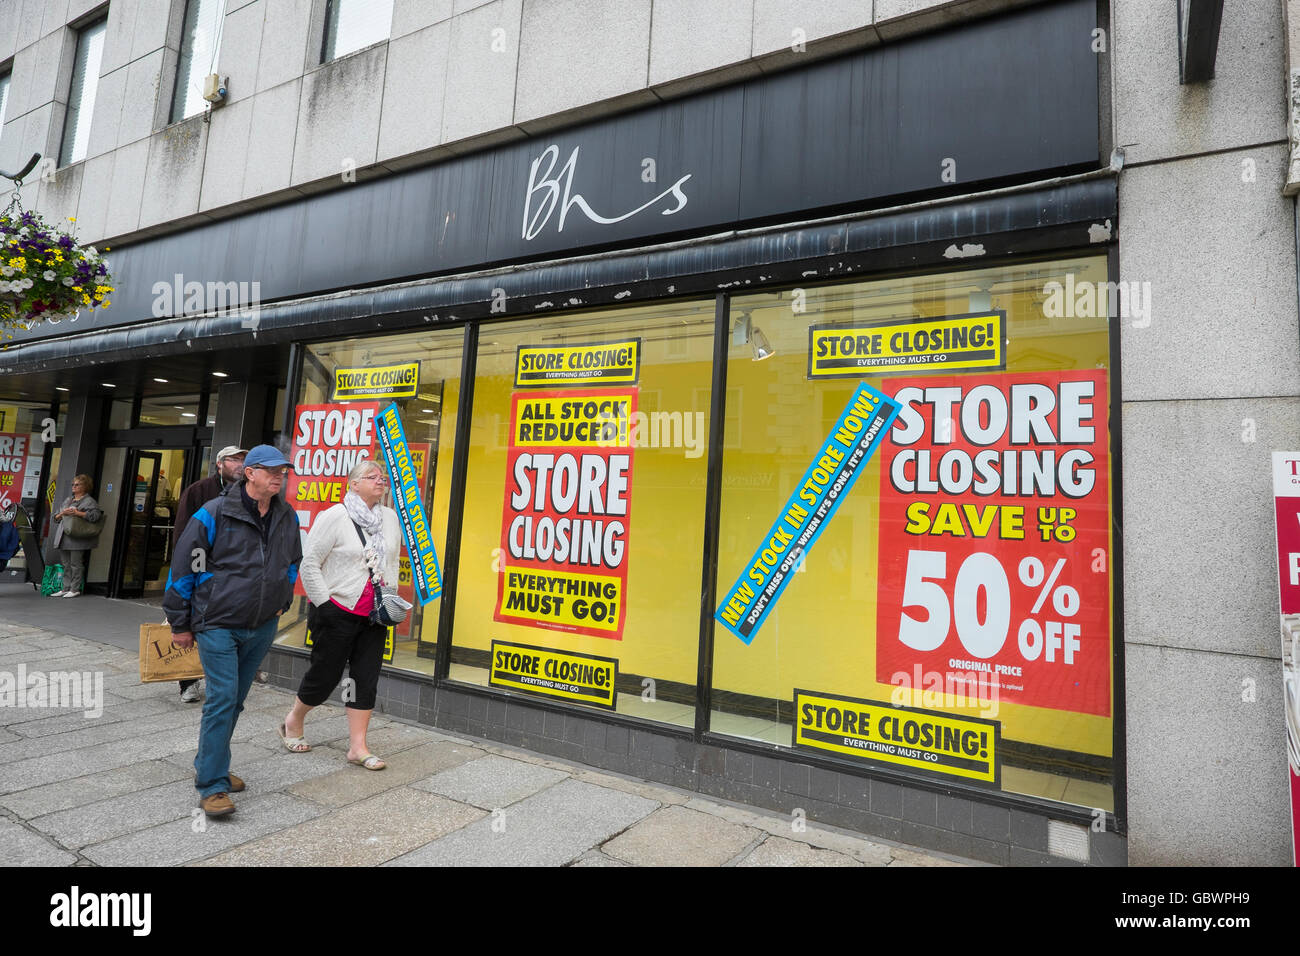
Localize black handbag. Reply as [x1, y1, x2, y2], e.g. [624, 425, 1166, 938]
[350, 520, 410, 627]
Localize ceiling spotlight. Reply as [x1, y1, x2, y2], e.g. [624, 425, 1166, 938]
[212, 371, 228, 378]
[56, 387, 69, 392]
[102, 383, 116, 388]
[154, 377, 169, 383]
[751, 328, 775, 361]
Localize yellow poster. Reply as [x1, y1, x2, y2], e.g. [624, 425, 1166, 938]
[489, 640, 618, 709]
[808, 312, 1005, 378]
[515, 339, 641, 387]
[794, 689, 1000, 786]
[332, 362, 421, 401]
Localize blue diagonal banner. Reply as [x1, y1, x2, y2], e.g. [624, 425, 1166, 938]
[715, 382, 900, 644]
[375, 402, 442, 605]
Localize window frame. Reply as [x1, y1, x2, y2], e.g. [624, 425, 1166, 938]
[168, 0, 226, 126]
[57, 14, 109, 168]
[319, 0, 395, 65]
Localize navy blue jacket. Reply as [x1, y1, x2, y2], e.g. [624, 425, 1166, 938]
[163, 482, 301, 634]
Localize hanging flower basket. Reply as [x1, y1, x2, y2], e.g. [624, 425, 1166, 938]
[0, 208, 113, 337]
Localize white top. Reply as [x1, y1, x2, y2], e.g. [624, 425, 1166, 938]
[299, 502, 401, 610]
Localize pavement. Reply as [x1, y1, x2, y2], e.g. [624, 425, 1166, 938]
[0, 581, 974, 867]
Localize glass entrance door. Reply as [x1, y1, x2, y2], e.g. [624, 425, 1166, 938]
[113, 447, 188, 598]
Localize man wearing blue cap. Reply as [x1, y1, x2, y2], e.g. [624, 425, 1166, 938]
[164, 444, 302, 818]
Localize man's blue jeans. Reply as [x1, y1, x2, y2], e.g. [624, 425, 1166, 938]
[194, 619, 278, 798]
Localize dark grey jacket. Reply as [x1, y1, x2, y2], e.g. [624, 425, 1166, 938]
[163, 482, 302, 634]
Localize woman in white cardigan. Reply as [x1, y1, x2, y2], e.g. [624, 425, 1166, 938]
[280, 458, 400, 770]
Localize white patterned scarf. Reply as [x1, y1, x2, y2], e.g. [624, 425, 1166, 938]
[343, 490, 385, 581]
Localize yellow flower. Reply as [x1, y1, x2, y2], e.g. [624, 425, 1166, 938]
[67, 217, 76, 223]
[7, 257, 25, 271]
[82, 294, 91, 305]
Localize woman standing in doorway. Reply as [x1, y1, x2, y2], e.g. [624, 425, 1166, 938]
[51, 474, 103, 598]
[280, 458, 400, 770]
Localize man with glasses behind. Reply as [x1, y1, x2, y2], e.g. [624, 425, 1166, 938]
[172, 445, 246, 703]
[164, 445, 302, 818]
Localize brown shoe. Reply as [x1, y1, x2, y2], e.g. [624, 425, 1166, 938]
[194, 772, 245, 792]
[200, 792, 235, 817]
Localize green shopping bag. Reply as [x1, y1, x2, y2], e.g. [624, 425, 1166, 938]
[40, 564, 63, 595]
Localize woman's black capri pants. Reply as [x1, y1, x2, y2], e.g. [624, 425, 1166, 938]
[297, 601, 386, 710]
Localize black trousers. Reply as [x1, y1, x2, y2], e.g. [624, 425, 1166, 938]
[297, 601, 386, 710]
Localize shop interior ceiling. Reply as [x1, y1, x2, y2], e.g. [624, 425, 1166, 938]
[0, 341, 293, 405]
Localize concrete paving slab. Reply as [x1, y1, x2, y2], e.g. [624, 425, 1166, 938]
[0, 726, 206, 794]
[197, 787, 484, 866]
[244, 713, 355, 752]
[8, 696, 173, 738]
[288, 740, 481, 808]
[570, 768, 691, 805]
[413, 754, 569, 809]
[1, 624, 983, 867]
[682, 795, 895, 865]
[602, 805, 759, 867]
[83, 793, 324, 866]
[0, 818, 78, 865]
[385, 779, 658, 867]
[98, 679, 179, 701]
[0, 759, 190, 819]
[570, 849, 629, 867]
[31, 779, 205, 849]
[228, 708, 295, 743]
[320, 720, 435, 756]
[888, 847, 968, 867]
[0, 583, 164, 651]
[737, 835, 864, 867]
[0, 642, 62, 659]
[223, 748, 352, 791]
[161, 741, 276, 771]
[0, 709, 194, 762]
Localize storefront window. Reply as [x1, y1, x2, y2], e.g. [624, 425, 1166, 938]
[275, 328, 464, 677]
[710, 256, 1115, 811]
[0, 400, 52, 514]
[451, 301, 715, 728]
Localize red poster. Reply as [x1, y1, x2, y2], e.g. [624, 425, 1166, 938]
[495, 388, 636, 640]
[1271, 452, 1300, 865]
[875, 371, 1111, 716]
[287, 402, 381, 596]
[0, 432, 31, 511]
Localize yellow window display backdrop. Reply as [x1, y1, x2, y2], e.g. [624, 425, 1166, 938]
[275, 328, 464, 677]
[451, 300, 716, 728]
[711, 256, 1115, 811]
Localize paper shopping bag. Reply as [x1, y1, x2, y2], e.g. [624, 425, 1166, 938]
[138, 623, 204, 683]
